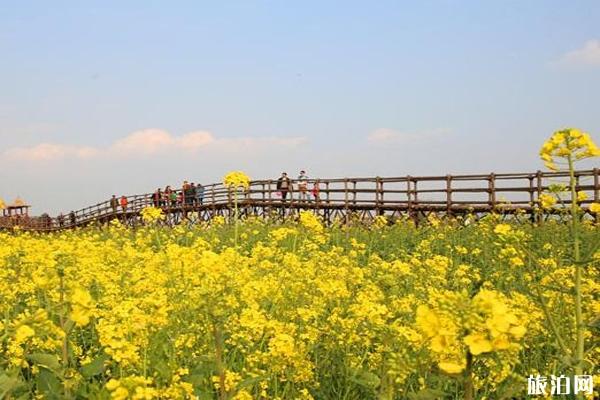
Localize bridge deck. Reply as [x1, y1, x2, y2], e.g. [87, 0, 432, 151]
[2, 169, 599, 231]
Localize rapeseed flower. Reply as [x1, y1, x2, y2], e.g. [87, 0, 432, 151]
[223, 171, 251, 189]
[140, 206, 165, 223]
[70, 287, 94, 327]
[539, 193, 557, 209]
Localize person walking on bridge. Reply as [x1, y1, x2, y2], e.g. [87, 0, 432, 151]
[187, 183, 197, 207]
[181, 181, 190, 206]
[196, 183, 205, 205]
[277, 172, 292, 202]
[120, 195, 128, 213]
[164, 186, 172, 208]
[110, 195, 119, 214]
[153, 189, 162, 208]
[311, 181, 320, 202]
[297, 170, 309, 201]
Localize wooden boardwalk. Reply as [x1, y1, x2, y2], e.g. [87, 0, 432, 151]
[2, 169, 599, 232]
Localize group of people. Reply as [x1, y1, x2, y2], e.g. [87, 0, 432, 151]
[56, 210, 77, 227]
[54, 172, 320, 227]
[151, 182, 205, 208]
[276, 170, 320, 201]
[108, 181, 206, 214]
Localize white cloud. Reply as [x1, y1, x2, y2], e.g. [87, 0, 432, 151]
[367, 128, 450, 144]
[110, 129, 178, 155]
[4, 143, 99, 161]
[555, 39, 600, 68]
[367, 128, 402, 143]
[3, 130, 307, 161]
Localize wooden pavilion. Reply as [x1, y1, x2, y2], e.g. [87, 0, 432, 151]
[0, 197, 32, 229]
[1, 197, 31, 217]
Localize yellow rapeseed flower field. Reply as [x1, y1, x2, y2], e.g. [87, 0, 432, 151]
[0, 214, 598, 399]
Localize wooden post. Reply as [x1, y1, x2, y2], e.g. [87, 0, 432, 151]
[324, 181, 331, 222]
[344, 179, 349, 224]
[594, 168, 599, 202]
[488, 173, 496, 210]
[528, 174, 536, 222]
[413, 178, 418, 203]
[446, 175, 452, 215]
[528, 174, 535, 205]
[211, 186, 216, 220]
[352, 181, 357, 205]
[407, 175, 415, 224]
[376, 177, 384, 216]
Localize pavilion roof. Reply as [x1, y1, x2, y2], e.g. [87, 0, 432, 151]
[7, 197, 30, 208]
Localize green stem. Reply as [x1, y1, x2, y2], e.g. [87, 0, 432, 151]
[234, 192, 239, 247]
[58, 266, 71, 399]
[567, 153, 584, 378]
[464, 351, 474, 400]
[534, 286, 570, 355]
[212, 322, 226, 400]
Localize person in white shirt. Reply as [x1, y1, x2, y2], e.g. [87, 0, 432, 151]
[297, 170, 309, 201]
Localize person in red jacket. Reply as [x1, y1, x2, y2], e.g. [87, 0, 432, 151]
[311, 181, 320, 202]
[120, 195, 128, 213]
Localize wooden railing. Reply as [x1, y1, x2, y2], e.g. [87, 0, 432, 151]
[1, 169, 599, 231]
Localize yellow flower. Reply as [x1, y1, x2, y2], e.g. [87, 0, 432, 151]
[233, 390, 254, 400]
[299, 211, 324, 234]
[70, 288, 94, 327]
[576, 191, 588, 202]
[140, 207, 165, 223]
[509, 325, 527, 339]
[223, 171, 250, 189]
[15, 325, 35, 343]
[464, 333, 493, 355]
[373, 215, 388, 229]
[539, 128, 599, 170]
[438, 361, 465, 374]
[491, 335, 511, 350]
[590, 202, 600, 213]
[415, 305, 440, 337]
[493, 224, 511, 235]
[539, 193, 557, 209]
[509, 256, 524, 267]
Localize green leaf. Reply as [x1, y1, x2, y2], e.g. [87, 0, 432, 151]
[187, 374, 206, 386]
[0, 372, 25, 398]
[152, 360, 171, 380]
[35, 368, 62, 399]
[348, 369, 380, 388]
[81, 353, 110, 378]
[27, 353, 61, 372]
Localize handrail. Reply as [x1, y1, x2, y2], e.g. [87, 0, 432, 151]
[1, 169, 598, 231]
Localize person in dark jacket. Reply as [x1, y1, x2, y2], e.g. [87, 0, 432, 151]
[153, 189, 162, 207]
[276, 172, 292, 202]
[187, 183, 197, 206]
[110, 195, 119, 214]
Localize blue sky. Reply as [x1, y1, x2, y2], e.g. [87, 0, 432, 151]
[1, 1, 599, 214]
